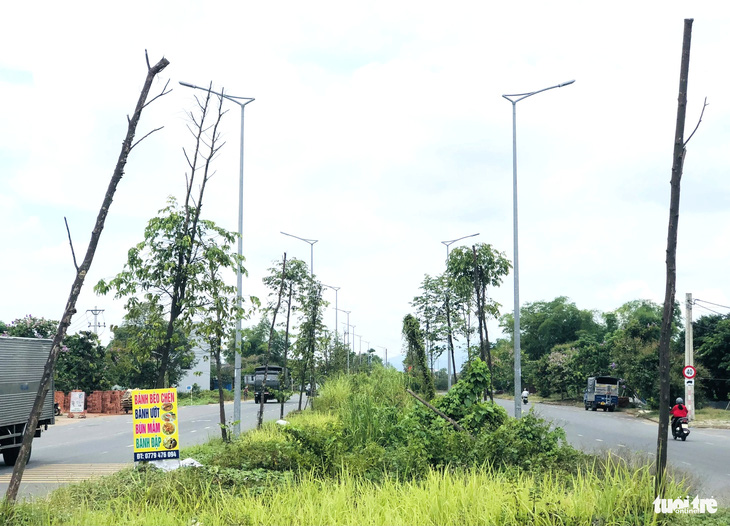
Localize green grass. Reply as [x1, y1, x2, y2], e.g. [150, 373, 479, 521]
[176, 389, 234, 406]
[3, 456, 710, 526]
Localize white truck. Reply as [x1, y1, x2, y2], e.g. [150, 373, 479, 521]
[0, 336, 55, 465]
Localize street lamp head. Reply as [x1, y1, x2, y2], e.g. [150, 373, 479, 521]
[179, 81, 196, 88]
[559, 80, 576, 87]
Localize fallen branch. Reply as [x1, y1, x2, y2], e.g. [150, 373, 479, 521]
[406, 389, 474, 440]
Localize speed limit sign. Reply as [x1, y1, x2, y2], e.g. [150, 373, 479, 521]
[683, 365, 696, 379]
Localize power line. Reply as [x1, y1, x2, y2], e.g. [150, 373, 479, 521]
[694, 298, 730, 311]
[693, 303, 725, 317]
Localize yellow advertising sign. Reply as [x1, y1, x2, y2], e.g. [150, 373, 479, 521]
[132, 388, 179, 462]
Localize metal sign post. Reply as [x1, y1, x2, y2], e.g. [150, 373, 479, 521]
[683, 365, 696, 421]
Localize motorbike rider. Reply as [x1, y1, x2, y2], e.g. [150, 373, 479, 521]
[670, 397, 688, 435]
[521, 389, 529, 403]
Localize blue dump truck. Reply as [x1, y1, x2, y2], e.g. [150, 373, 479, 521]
[583, 376, 619, 412]
[0, 336, 55, 465]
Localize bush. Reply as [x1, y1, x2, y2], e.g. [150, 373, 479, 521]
[475, 410, 585, 472]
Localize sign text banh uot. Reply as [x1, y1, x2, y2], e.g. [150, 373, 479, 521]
[132, 388, 179, 462]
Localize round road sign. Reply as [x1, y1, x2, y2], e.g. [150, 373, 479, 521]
[683, 365, 696, 380]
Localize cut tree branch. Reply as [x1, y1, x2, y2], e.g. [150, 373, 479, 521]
[406, 389, 474, 439]
[64, 217, 79, 272]
[684, 96, 708, 147]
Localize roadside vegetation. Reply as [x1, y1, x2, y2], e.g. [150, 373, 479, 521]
[4, 364, 723, 526]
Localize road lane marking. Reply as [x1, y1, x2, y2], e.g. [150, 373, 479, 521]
[682, 461, 691, 465]
[578, 434, 583, 437]
[596, 439, 604, 442]
[0, 464, 129, 484]
[617, 444, 626, 448]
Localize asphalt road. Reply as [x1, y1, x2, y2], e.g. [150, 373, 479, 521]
[495, 398, 730, 505]
[0, 396, 307, 501]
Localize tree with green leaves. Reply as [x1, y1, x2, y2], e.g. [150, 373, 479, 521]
[402, 314, 435, 401]
[693, 313, 730, 401]
[193, 231, 254, 441]
[411, 274, 447, 374]
[105, 302, 195, 389]
[262, 256, 311, 415]
[2, 315, 58, 339]
[55, 331, 110, 393]
[446, 243, 511, 400]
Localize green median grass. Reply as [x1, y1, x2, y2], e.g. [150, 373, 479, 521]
[2, 456, 710, 526]
[2, 366, 726, 525]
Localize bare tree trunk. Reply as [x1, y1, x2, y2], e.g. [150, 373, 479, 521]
[258, 255, 287, 428]
[656, 18, 693, 498]
[214, 336, 227, 442]
[156, 86, 226, 388]
[281, 283, 293, 420]
[4, 53, 170, 503]
[445, 295, 458, 383]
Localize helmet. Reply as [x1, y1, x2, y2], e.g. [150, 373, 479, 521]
[676, 397, 684, 405]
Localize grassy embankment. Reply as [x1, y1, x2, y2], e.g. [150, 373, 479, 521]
[2, 365, 727, 526]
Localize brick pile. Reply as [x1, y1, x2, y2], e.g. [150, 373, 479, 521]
[54, 390, 126, 415]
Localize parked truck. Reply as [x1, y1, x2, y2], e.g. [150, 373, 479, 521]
[0, 336, 55, 465]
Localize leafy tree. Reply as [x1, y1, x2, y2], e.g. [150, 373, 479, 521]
[402, 314, 434, 400]
[293, 279, 327, 410]
[104, 303, 195, 389]
[694, 314, 730, 401]
[193, 231, 253, 441]
[446, 244, 511, 399]
[96, 202, 246, 387]
[55, 331, 110, 393]
[411, 274, 447, 374]
[509, 296, 602, 362]
[2, 315, 58, 339]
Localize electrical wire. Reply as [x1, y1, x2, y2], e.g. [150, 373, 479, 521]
[694, 298, 730, 311]
[693, 303, 725, 316]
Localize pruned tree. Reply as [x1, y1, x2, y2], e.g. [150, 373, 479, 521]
[4, 52, 170, 503]
[96, 84, 229, 388]
[656, 18, 707, 497]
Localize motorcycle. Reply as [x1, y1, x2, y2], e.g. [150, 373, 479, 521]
[671, 416, 690, 441]
[521, 394, 529, 405]
[54, 402, 62, 416]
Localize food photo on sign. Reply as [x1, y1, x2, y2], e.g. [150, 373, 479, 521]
[131, 388, 180, 461]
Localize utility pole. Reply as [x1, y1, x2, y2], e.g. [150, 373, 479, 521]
[685, 292, 695, 420]
[86, 306, 105, 334]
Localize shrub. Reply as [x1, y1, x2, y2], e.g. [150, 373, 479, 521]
[475, 409, 585, 472]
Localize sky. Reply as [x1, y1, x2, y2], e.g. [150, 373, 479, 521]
[2, 2, 729, 372]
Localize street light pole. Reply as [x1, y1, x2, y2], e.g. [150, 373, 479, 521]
[336, 309, 351, 373]
[502, 79, 574, 418]
[441, 233, 480, 390]
[281, 232, 318, 277]
[323, 284, 341, 368]
[180, 81, 254, 436]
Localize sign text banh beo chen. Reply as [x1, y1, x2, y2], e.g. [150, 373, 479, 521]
[132, 388, 179, 462]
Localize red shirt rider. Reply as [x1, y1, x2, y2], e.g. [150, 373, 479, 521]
[670, 403, 688, 418]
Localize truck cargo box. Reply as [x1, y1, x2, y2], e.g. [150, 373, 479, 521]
[0, 336, 55, 427]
